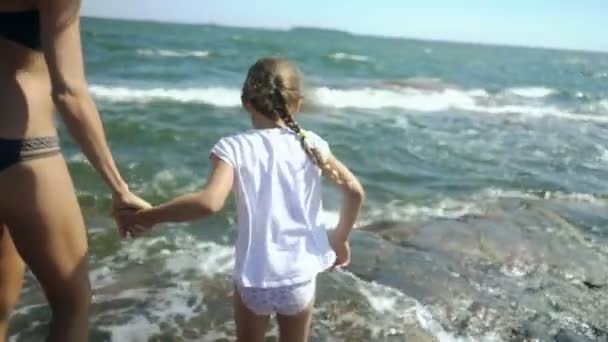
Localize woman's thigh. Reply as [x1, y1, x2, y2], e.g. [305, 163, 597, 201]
[0, 155, 91, 311]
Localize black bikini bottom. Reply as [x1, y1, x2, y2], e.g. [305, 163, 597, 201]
[0, 136, 61, 173]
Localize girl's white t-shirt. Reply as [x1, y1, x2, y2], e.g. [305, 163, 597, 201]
[211, 127, 336, 288]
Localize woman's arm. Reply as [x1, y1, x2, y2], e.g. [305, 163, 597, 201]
[119, 157, 234, 230]
[39, 0, 147, 208]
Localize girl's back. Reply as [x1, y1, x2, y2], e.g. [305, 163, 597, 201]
[212, 127, 336, 287]
[117, 57, 364, 342]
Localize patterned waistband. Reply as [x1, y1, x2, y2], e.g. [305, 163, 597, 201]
[20, 136, 60, 152]
[19, 136, 61, 159]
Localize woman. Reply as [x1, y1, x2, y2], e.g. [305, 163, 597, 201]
[0, 0, 149, 341]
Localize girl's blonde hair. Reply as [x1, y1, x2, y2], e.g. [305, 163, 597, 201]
[241, 57, 342, 184]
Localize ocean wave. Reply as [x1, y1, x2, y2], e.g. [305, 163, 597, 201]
[564, 57, 588, 65]
[84, 234, 235, 341]
[363, 188, 607, 224]
[578, 99, 608, 115]
[364, 198, 486, 223]
[88, 231, 456, 341]
[540, 191, 607, 205]
[467, 89, 490, 97]
[89, 84, 608, 123]
[136, 49, 210, 58]
[89, 85, 241, 106]
[505, 87, 556, 98]
[312, 87, 478, 111]
[595, 72, 608, 79]
[383, 77, 455, 91]
[350, 273, 436, 339]
[351, 271, 500, 342]
[313, 87, 608, 122]
[479, 188, 608, 206]
[328, 52, 369, 62]
[473, 104, 608, 122]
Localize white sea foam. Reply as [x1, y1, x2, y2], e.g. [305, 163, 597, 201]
[364, 198, 486, 224]
[363, 188, 607, 224]
[136, 49, 210, 58]
[595, 72, 608, 79]
[102, 316, 162, 342]
[312, 87, 478, 111]
[476, 188, 608, 204]
[505, 86, 556, 98]
[329, 52, 369, 62]
[88, 234, 232, 340]
[541, 191, 607, 205]
[89, 85, 241, 107]
[89, 232, 441, 340]
[471, 103, 608, 122]
[581, 99, 608, 115]
[350, 271, 500, 342]
[89, 84, 608, 123]
[90, 265, 115, 289]
[467, 88, 490, 97]
[564, 57, 588, 65]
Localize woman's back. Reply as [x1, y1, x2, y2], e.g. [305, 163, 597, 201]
[0, 2, 56, 139]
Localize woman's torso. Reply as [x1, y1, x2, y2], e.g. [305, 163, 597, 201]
[0, 0, 58, 139]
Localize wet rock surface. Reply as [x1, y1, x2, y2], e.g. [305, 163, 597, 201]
[353, 196, 608, 341]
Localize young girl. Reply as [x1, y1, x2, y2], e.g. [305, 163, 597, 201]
[117, 57, 364, 342]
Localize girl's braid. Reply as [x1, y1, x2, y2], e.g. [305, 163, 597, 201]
[242, 58, 343, 185]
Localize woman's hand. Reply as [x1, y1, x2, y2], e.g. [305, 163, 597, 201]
[112, 191, 151, 238]
[112, 190, 151, 212]
[114, 207, 154, 239]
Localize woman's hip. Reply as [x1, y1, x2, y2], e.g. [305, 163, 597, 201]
[0, 136, 61, 174]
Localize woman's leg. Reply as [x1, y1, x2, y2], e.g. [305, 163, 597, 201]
[233, 287, 270, 342]
[0, 155, 91, 342]
[0, 224, 26, 341]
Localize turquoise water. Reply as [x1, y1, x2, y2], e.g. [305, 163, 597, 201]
[9, 17, 608, 341]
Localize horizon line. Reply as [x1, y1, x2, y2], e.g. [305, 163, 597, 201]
[81, 14, 608, 55]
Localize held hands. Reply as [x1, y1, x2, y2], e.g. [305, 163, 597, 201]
[114, 208, 154, 238]
[111, 190, 153, 238]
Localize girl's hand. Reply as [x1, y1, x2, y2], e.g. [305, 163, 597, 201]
[114, 208, 154, 238]
[329, 231, 351, 269]
[111, 191, 151, 238]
